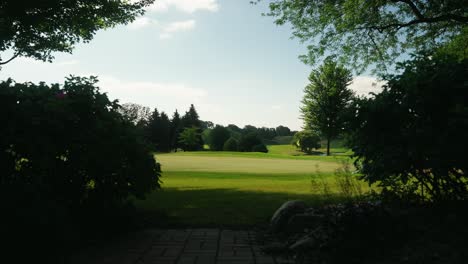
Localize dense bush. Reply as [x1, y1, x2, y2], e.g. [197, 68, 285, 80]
[223, 137, 239, 151]
[292, 130, 321, 154]
[208, 125, 231, 151]
[252, 144, 269, 153]
[348, 52, 468, 202]
[238, 132, 265, 152]
[0, 76, 161, 262]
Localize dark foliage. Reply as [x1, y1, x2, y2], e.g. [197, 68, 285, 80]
[264, 201, 468, 264]
[0, 0, 153, 66]
[170, 110, 182, 152]
[209, 125, 231, 151]
[348, 52, 468, 201]
[292, 130, 321, 154]
[238, 132, 265, 152]
[223, 137, 239, 151]
[252, 144, 269, 153]
[0, 76, 161, 262]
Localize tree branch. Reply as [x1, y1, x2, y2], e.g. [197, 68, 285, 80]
[0, 52, 20, 65]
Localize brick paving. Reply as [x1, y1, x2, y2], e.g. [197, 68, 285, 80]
[71, 229, 280, 264]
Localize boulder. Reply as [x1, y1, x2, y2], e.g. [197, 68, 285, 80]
[286, 213, 325, 234]
[270, 200, 307, 233]
[289, 234, 316, 251]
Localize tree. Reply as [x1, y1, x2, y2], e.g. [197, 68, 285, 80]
[182, 104, 202, 128]
[170, 110, 182, 152]
[252, 144, 269, 153]
[223, 138, 239, 151]
[158, 112, 172, 152]
[259, 0, 468, 73]
[119, 103, 151, 125]
[0, 0, 153, 67]
[208, 125, 231, 151]
[348, 51, 468, 201]
[181, 104, 204, 150]
[178, 127, 202, 151]
[0, 76, 161, 261]
[238, 132, 264, 152]
[301, 60, 354, 156]
[275, 125, 291, 136]
[292, 130, 321, 154]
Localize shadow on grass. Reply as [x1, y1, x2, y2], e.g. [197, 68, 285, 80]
[135, 187, 350, 229]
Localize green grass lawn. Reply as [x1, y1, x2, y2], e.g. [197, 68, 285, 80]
[135, 145, 367, 227]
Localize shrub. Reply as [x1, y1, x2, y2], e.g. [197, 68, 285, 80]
[292, 130, 321, 154]
[223, 137, 238, 151]
[238, 132, 264, 152]
[208, 125, 231, 151]
[0, 76, 161, 261]
[348, 52, 468, 201]
[252, 144, 269, 153]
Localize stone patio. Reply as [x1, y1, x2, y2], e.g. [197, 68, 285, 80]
[71, 229, 283, 264]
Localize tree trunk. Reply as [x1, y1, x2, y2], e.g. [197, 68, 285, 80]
[327, 135, 331, 156]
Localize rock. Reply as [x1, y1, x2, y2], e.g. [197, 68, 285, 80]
[270, 200, 307, 233]
[289, 234, 316, 251]
[286, 213, 325, 234]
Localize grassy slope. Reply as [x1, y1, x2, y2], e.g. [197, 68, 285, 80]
[136, 145, 365, 227]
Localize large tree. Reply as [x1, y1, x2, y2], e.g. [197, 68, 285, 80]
[258, 0, 468, 73]
[301, 60, 354, 156]
[348, 51, 468, 201]
[0, 0, 153, 66]
[208, 125, 231, 151]
[170, 110, 182, 152]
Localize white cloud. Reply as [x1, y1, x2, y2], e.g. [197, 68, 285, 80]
[148, 0, 219, 13]
[96, 75, 207, 108]
[160, 20, 196, 39]
[349, 76, 385, 97]
[128, 16, 157, 30]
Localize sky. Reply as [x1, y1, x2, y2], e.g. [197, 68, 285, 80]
[0, 0, 383, 130]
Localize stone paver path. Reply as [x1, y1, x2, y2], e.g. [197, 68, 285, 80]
[71, 229, 278, 264]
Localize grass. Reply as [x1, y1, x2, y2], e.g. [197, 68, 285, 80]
[135, 145, 367, 227]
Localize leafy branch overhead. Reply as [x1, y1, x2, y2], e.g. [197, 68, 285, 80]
[0, 0, 154, 65]
[256, 0, 468, 73]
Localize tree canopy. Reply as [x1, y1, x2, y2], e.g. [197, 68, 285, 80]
[348, 51, 468, 201]
[0, 0, 153, 66]
[301, 60, 354, 156]
[258, 0, 468, 73]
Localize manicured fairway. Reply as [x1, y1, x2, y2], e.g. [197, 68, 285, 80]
[135, 146, 365, 227]
[157, 155, 341, 174]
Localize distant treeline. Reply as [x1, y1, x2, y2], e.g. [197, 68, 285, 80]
[119, 103, 297, 153]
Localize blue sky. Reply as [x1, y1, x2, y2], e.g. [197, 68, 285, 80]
[0, 0, 381, 130]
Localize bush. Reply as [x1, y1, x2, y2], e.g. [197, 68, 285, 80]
[0, 76, 161, 261]
[348, 52, 468, 202]
[252, 144, 269, 153]
[292, 130, 321, 154]
[223, 137, 238, 151]
[238, 132, 264, 152]
[208, 125, 231, 151]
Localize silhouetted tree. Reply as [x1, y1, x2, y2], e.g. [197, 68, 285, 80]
[170, 110, 182, 152]
[301, 60, 354, 156]
[275, 125, 292, 136]
[158, 112, 171, 152]
[261, 0, 468, 73]
[0, 0, 153, 67]
[238, 132, 264, 152]
[0, 76, 161, 262]
[181, 104, 204, 150]
[348, 51, 468, 201]
[209, 125, 231, 151]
